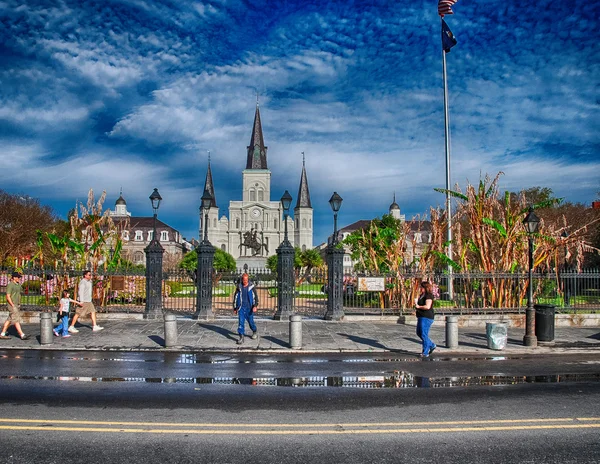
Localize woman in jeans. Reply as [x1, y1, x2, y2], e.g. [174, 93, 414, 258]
[415, 281, 436, 357]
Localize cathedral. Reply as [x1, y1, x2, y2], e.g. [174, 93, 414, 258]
[201, 103, 313, 261]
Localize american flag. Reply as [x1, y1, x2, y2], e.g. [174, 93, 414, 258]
[438, 0, 458, 17]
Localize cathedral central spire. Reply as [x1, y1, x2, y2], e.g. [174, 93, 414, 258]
[203, 150, 217, 208]
[246, 102, 268, 170]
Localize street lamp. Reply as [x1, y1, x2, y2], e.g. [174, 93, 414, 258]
[523, 206, 540, 347]
[144, 188, 164, 319]
[281, 190, 292, 244]
[274, 190, 294, 321]
[329, 192, 343, 244]
[325, 191, 344, 320]
[200, 189, 213, 243]
[149, 188, 162, 242]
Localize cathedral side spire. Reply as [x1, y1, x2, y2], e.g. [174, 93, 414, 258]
[203, 151, 217, 208]
[246, 103, 268, 170]
[295, 152, 312, 208]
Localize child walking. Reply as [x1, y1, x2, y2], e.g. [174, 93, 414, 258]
[55, 290, 81, 338]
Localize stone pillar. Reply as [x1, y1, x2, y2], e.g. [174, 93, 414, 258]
[193, 241, 215, 320]
[324, 244, 344, 320]
[144, 238, 164, 319]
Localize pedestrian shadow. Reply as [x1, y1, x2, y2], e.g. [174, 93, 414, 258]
[197, 323, 237, 342]
[338, 333, 389, 351]
[261, 335, 288, 348]
[149, 335, 165, 347]
[588, 332, 600, 341]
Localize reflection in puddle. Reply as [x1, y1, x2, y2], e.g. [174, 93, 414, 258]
[2, 373, 599, 388]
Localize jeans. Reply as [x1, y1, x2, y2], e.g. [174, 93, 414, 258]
[237, 306, 257, 335]
[55, 315, 69, 336]
[416, 317, 435, 354]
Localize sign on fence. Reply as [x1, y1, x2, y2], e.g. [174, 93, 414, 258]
[357, 277, 385, 292]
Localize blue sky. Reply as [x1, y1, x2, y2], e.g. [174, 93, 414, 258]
[0, 0, 598, 246]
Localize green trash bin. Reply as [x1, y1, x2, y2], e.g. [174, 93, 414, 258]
[534, 304, 556, 342]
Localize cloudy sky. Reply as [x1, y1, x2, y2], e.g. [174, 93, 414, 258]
[1, 0, 598, 246]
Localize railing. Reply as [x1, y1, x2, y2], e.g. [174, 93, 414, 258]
[1, 267, 598, 317]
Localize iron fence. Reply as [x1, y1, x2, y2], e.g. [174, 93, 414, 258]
[1, 267, 598, 317]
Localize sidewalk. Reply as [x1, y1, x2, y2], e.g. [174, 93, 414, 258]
[0, 316, 599, 355]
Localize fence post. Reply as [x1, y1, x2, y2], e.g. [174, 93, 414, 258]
[274, 240, 295, 321]
[289, 315, 302, 349]
[193, 241, 215, 320]
[144, 238, 164, 320]
[325, 244, 344, 320]
[445, 315, 458, 349]
[164, 313, 178, 347]
[40, 312, 53, 345]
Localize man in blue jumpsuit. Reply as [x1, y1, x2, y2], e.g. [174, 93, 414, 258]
[233, 273, 259, 344]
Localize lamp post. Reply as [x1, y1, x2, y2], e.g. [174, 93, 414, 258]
[325, 192, 344, 321]
[194, 189, 215, 320]
[274, 190, 294, 320]
[523, 206, 540, 347]
[144, 188, 164, 319]
[561, 230, 571, 306]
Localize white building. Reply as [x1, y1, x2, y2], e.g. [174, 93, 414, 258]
[201, 104, 313, 259]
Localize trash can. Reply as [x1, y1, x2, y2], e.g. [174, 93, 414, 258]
[534, 304, 556, 342]
[486, 322, 508, 350]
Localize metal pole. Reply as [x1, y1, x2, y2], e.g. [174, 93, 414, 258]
[164, 313, 178, 347]
[523, 235, 537, 346]
[40, 312, 53, 345]
[289, 315, 302, 349]
[204, 211, 209, 242]
[274, 210, 295, 321]
[442, 41, 454, 300]
[333, 212, 338, 244]
[144, 213, 164, 320]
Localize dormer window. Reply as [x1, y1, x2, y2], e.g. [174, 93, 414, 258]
[122, 231, 129, 241]
[134, 231, 143, 241]
[160, 231, 169, 241]
[147, 230, 153, 241]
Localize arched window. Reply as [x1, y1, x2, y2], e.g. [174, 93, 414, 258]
[250, 190, 256, 201]
[258, 190, 264, 201]
[309, 219, 312, 228]
[302, 218, 307, 228]
[236, 218, 240, 229]
[213, 218, 217, 228]
[134, 251, 144, 263]
[221, 244, 226, 251]
[302, 245, 306, 252]
[295, 218, 298, 228]
[274, 219, 277, 229]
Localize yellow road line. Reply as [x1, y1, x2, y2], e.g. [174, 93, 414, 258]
[0, 417, 585, 428]
[0, 424, 599, 435]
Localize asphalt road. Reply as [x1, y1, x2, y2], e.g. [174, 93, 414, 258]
[1, 350, 599, 463]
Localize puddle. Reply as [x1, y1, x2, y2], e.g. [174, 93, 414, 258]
[2, 373, 599, 388]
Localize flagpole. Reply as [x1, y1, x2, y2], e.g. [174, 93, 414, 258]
[442, 19, 454, 300]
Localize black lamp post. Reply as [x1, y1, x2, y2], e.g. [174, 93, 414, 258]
[325, 192, 344, 320]
[561, 230, 571, 306]
[144, 188, 164, 320]
[523, 206, 540, 347]
[193, 189, 215, 320]
[274, 190, 295, 321]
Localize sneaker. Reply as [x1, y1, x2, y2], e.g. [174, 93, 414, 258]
[429, 344, 437, 356]
[236, 334, 244, 345]
[0, 333, 9, 340]
[62, 334, 71, 338]
[68, 327, 79, 333]
[53, 330, 59, 337]
[20, 334, 30, 340]
[251, 331, 258, 340]
[92, 325, 104, 332]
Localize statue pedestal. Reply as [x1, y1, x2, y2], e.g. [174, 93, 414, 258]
[236, 256, 267, 271]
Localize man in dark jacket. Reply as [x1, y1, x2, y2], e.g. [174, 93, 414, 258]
[232, 273, 259, 344]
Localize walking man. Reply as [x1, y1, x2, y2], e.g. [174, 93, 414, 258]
[0, 272, 29, 340]
[69, 270, 104, 333]
[232, 273, 259, 344]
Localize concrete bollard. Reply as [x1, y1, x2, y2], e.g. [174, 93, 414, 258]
[164, 313, 178, 347]
[289, 315, 302, 349]
[445, 315, 458, 349]
[40, 312, 53, 345]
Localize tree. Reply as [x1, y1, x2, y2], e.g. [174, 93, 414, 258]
[179, 248, 236, 273]
[0, 190, 60, 265]
[296, 248, 324, 283]
[265, 249, 303, 273]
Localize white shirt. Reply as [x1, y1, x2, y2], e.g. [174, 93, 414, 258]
[78, 278, 92, 303]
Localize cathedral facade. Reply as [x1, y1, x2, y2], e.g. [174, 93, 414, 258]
[201, 104, 313, 259]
